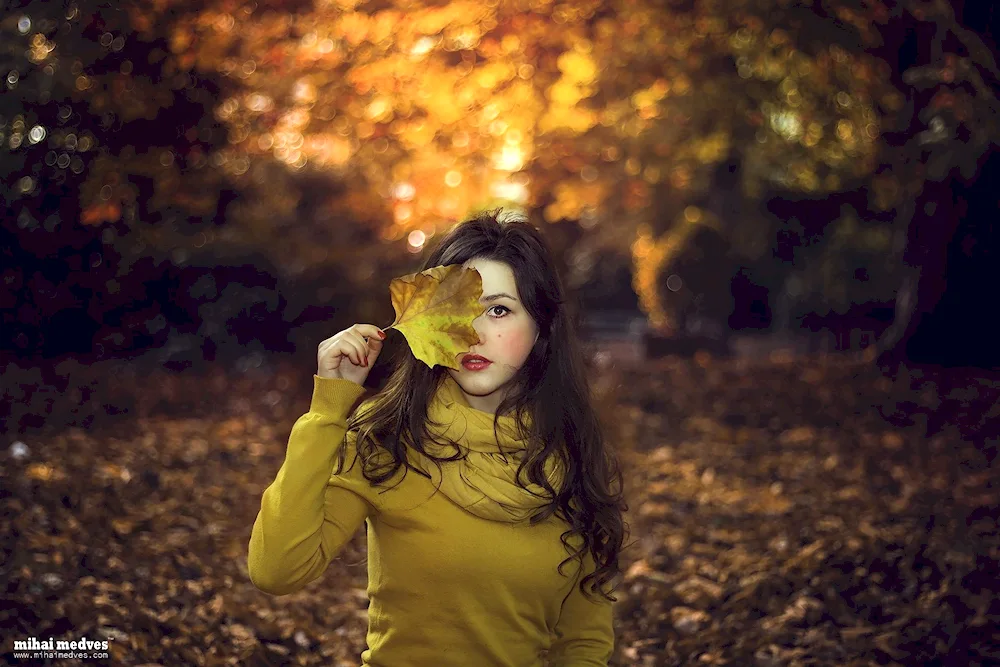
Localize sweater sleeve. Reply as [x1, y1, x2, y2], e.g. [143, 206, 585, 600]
[248, 375, 378, 596]
[548, 550, 615, 666]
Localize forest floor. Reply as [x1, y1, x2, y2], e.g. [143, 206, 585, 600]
[1, 353, 997, 666]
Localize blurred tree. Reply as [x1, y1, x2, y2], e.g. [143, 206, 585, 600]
[0, 1, 228, 270]
[626, 0, 998, 340]
[3, 0, 996, 356]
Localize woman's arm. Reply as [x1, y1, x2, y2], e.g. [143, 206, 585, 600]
[248, 375, 375, 595]
[548, 552, 616, 666]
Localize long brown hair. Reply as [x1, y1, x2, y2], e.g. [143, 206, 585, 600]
[335, 207, 629, 602]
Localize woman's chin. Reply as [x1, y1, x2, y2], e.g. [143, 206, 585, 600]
[453, 371, 504, 392]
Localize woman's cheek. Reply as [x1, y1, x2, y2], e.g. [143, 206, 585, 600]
[497, 327, 534, 364]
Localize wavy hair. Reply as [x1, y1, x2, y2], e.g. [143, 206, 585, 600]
[334, 207, 629, 602]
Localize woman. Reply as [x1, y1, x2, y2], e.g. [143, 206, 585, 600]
[248, 208, 629, 666]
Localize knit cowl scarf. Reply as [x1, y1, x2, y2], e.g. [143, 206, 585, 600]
[404, 373, 565, 523]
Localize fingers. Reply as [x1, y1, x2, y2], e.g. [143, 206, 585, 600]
[319, 324, 385, 369]
[350, 325, 386, 362]
[354, 323, 386, 342]
[348, 330, 383, 365]
[343, 336, 368, 366]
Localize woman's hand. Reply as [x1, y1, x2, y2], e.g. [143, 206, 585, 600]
[317, 324, 386, 386]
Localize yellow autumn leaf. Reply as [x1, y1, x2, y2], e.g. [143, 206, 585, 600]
[386, 264, 483, 371]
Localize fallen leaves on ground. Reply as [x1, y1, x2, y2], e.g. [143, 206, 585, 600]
[1, 355, 997, 666]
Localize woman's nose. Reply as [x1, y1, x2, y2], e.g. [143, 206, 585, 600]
[472, 316, 487, 344]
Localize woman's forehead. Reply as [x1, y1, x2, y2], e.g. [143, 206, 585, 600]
[463, 258, 517, 290]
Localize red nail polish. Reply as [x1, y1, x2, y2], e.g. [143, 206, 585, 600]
[378, 331, 386, 339]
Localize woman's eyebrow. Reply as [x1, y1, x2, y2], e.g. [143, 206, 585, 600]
[481, 293, 519, 302]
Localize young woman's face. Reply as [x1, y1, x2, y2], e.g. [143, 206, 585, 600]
[446, 257, 539, 415]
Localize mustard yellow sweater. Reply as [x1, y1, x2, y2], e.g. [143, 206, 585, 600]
[248, 374, 614, 666]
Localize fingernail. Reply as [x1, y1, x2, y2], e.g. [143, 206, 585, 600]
[378, 330, 386, 339]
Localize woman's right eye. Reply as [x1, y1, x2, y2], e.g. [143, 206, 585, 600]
[487, 305, 510, 318]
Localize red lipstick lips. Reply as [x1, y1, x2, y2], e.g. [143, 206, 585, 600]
[461, 354, 492, 370]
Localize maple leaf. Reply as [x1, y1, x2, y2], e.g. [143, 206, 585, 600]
[385, 264, 484, 371]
